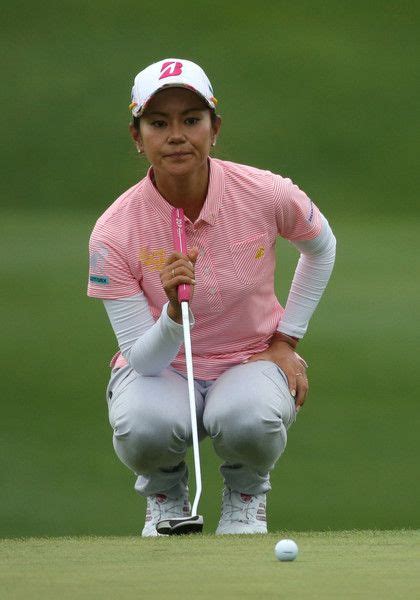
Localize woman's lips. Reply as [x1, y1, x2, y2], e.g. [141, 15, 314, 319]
[165, 152, 192, 158]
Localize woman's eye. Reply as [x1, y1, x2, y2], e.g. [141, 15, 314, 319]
[185, 117, 200, 125]
[151, 121, 166, 128]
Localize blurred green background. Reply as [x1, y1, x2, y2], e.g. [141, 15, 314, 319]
[2, 1, 419, 537]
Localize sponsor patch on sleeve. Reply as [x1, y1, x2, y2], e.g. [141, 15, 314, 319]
[89, 275, 109, 285]
[307, 200, 314, 223]
[89, 243, 109, 273]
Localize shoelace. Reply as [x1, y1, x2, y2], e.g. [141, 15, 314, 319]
[221, 493, 264, 522]
[149, 496, 190, 522]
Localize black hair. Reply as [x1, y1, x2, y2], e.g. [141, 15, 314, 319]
[133, 115, 140, 131]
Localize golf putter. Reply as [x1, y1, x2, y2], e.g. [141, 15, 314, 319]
[156, 208, 204, 535]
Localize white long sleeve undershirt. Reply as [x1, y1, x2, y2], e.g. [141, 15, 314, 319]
[277, 214, 336, 338]
[103, 298, 194, 376]
[103, 215, 336, 375]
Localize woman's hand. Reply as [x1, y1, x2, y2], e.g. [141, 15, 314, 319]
[246, 333, 309, 411]
[160, 248, 199, 323]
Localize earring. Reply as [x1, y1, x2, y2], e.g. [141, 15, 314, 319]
[211, 140, 217, 147]
[136, 144, 143, 154]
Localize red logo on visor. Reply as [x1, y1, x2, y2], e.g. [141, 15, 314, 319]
[159, 61, 183, 79]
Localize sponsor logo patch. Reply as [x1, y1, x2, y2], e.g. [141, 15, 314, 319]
[139, 248, 167, 271]
[308, 200, 314, 223]
[89, 243, 109, 273]
[90, 275, 109, 285]
[255, 246, 265, 259]
[159, 61, 183, 79]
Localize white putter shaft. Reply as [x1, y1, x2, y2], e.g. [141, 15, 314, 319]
[156, 207, 204, 535]
[181, 301, 202, 517]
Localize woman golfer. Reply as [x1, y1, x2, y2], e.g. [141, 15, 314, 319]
[88, 58, 336, 536]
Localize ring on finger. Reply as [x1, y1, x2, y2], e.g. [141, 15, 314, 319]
[172, 268, 175, 277]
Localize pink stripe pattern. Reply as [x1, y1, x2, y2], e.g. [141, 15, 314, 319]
[88, 158, 321, 379]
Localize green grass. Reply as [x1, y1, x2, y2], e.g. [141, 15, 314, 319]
[1, 531, 419, 599]
[2, 1, 419, 217]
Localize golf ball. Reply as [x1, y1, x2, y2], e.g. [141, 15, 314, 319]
[274, 539, 298, 561]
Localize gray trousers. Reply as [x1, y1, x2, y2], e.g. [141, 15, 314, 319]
[106, 360, 297, 498]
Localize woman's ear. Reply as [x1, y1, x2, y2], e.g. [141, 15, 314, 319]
[129, 123, 144, 154]
[211, 115, 222, 146]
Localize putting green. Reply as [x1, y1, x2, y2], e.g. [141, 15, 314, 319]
[1, 531, 419, 599]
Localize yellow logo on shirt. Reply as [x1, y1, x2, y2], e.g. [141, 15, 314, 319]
[139, 248, 167, 272]
[255, 246, 265, 259]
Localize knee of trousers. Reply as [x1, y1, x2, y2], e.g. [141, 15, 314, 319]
[204, 407, 287, 469]
[112, 411, 189, 474]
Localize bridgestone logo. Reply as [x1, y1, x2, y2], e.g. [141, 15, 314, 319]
[159, 61, 183, 79]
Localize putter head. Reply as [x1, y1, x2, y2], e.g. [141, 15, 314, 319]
[156, 514, 204, 536]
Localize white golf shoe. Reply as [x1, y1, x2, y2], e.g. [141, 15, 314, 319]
[141, 493, 191, 537]
[215, 488, 267, 535]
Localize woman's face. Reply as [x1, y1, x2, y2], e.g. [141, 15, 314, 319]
[131, 87, 221, 177]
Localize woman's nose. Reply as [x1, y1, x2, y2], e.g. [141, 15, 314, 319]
[167, 123, 186, 143]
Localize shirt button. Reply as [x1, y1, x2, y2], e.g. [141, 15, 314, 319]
[200, 248, 206, 257]
[209, 287, 216, 295]
[204, 267, 210, 274]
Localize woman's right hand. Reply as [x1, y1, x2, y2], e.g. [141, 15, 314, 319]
[160, 248, 199, 323]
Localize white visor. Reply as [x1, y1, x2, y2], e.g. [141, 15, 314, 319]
[129, 58, 218, 117]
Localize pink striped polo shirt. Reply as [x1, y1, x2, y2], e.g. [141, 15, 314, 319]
[87, 158, 321, 379]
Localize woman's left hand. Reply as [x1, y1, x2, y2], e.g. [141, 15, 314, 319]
[246, 334, 309, 411]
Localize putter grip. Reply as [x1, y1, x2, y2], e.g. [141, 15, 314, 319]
[171, 208, 191, 303]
